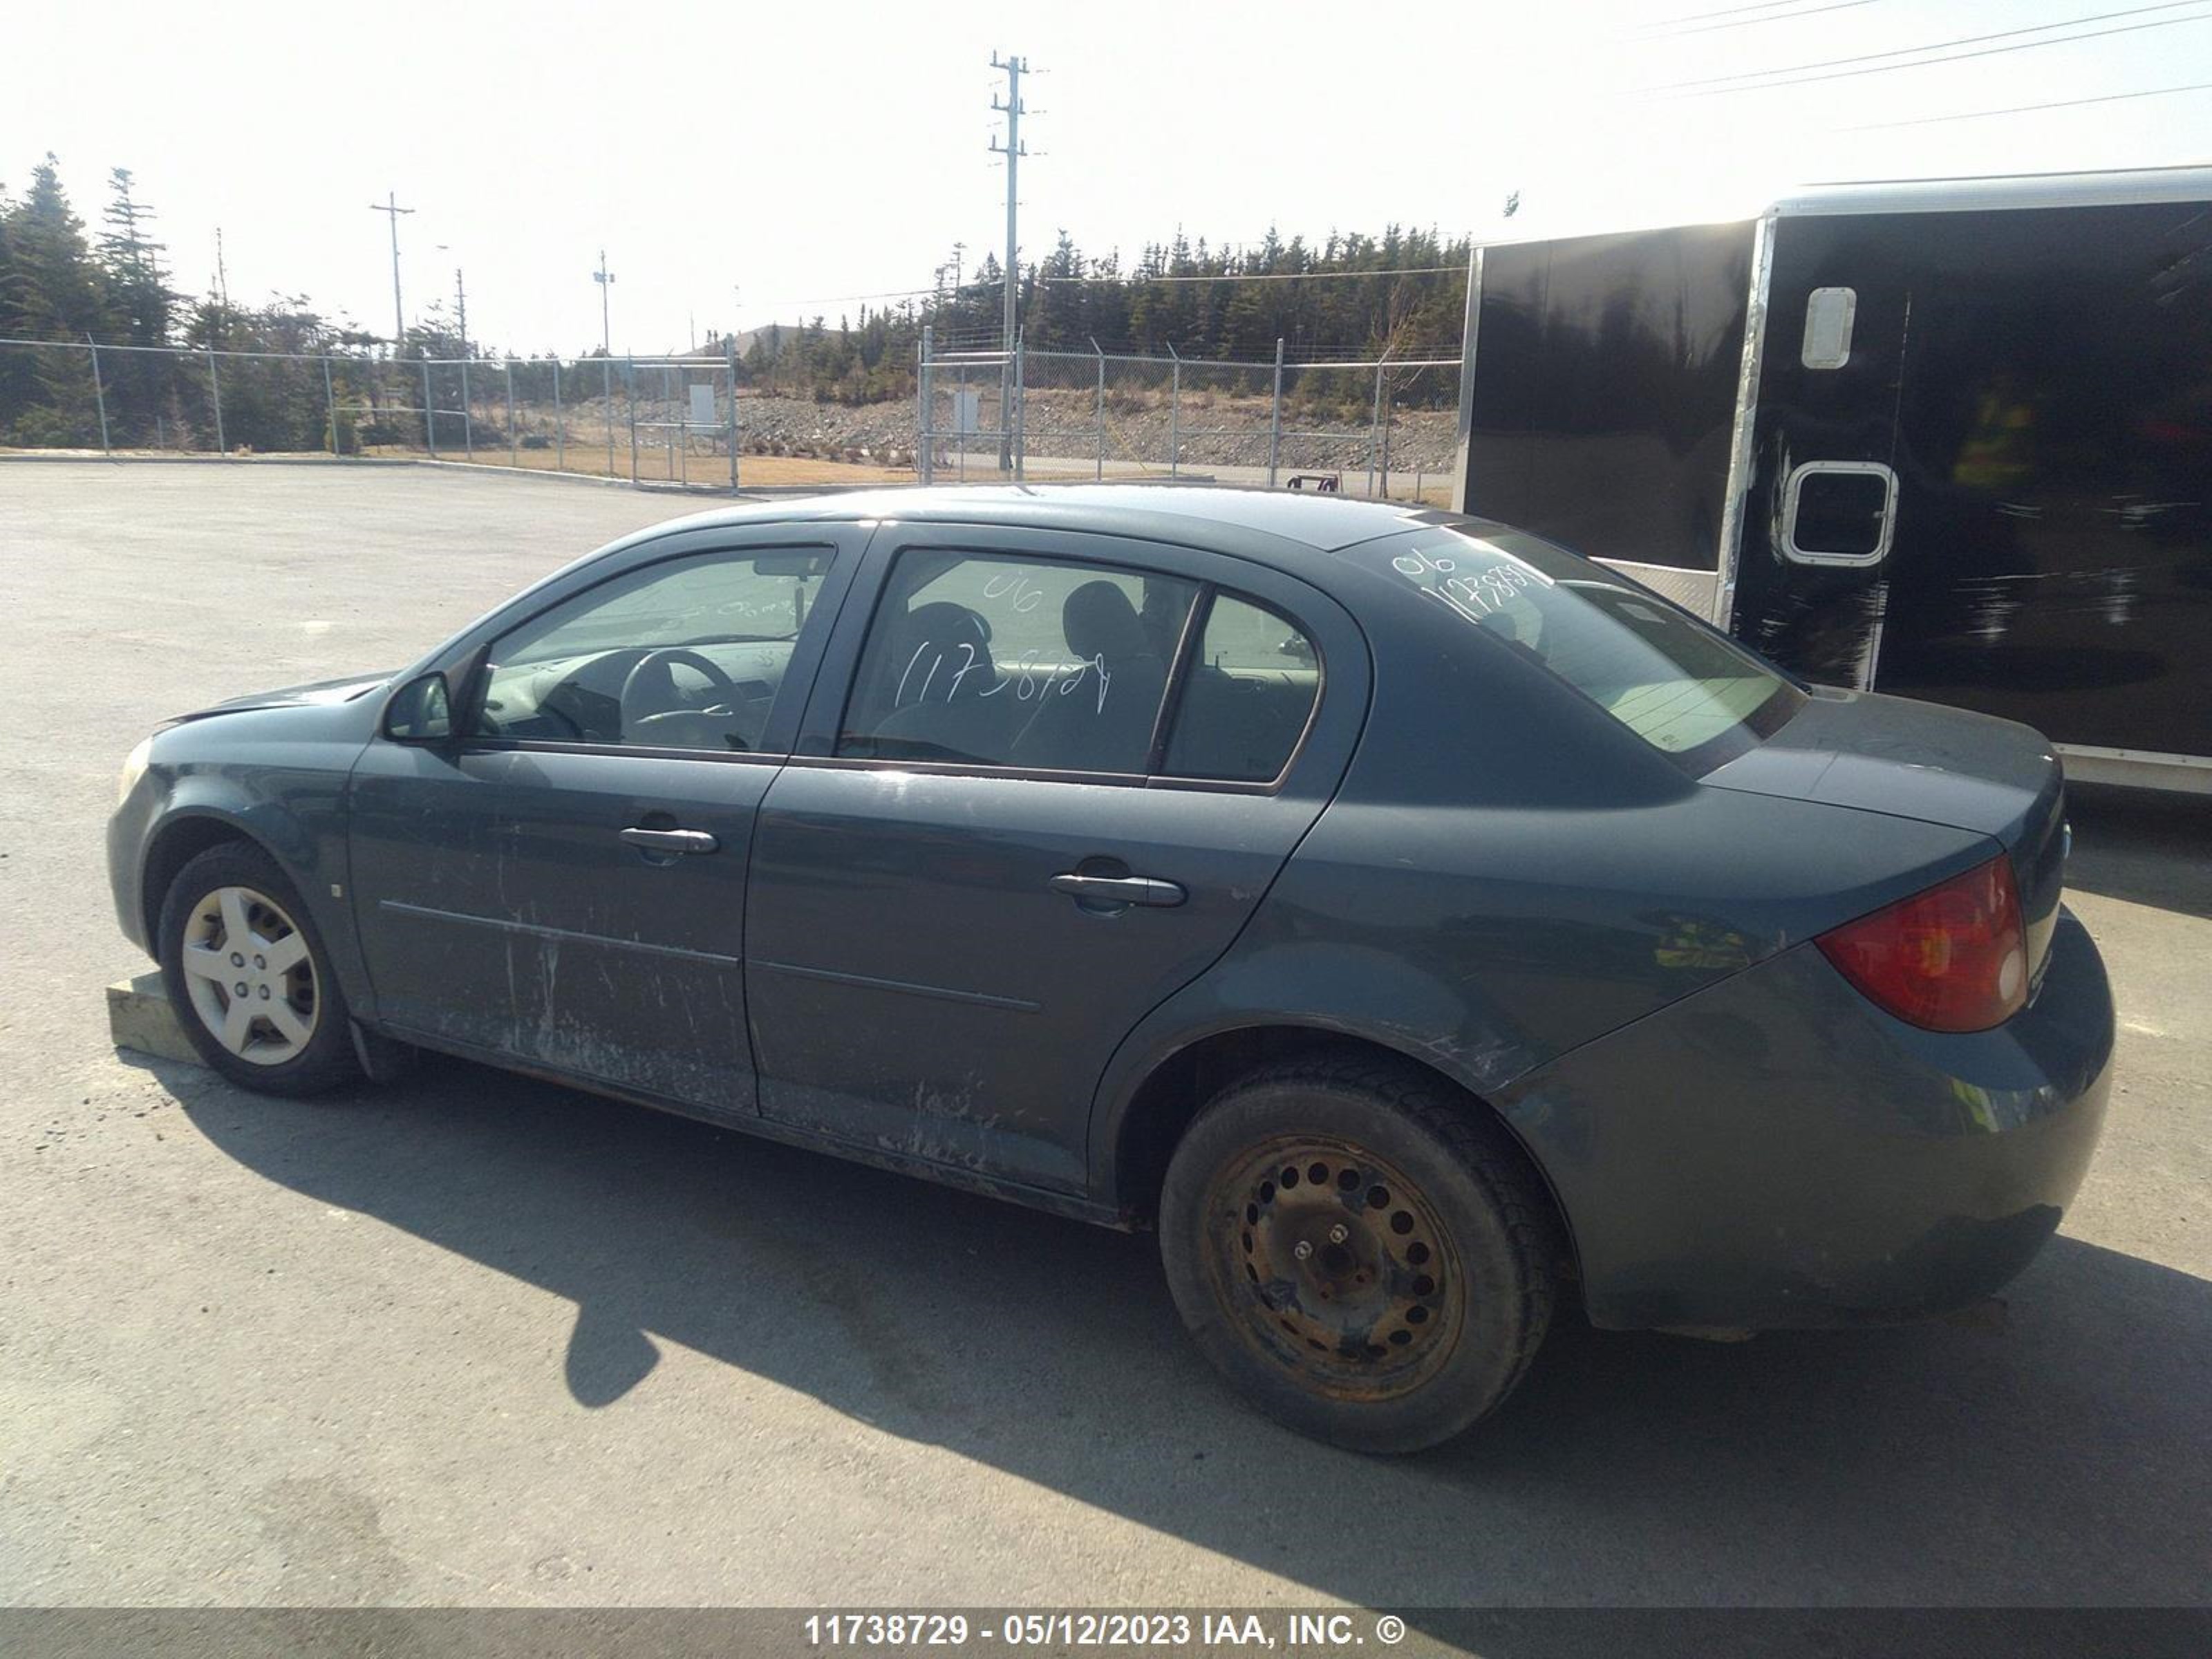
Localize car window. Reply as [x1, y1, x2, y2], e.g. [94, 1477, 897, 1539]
[838, 550, 1200, 774]
[1356, 523, 1801, 774]
[472, 548, 834, 752]
[1163, 593, 1320, 783]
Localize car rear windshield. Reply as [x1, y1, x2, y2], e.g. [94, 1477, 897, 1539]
[1356, 523, 1803, 774]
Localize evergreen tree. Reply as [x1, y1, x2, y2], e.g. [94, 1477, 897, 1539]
[93, 167, 178, 442]
[1, 156, 109, 440]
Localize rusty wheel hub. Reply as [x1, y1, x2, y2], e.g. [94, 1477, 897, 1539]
[1212, 1138, 1460, 1398]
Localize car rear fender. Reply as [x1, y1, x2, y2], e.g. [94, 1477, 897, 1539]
[1087, 932, 1555, 1215]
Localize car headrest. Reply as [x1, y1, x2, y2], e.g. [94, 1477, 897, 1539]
[894, 602, 995, 674]
[1062, 581, 1150, 662]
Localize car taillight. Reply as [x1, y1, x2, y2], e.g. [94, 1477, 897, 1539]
[1815, 854, 2028, 1033]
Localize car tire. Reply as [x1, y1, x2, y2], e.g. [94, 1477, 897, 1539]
[157, 843, 361, 1096]
[1160, 1053, 1563, 1454]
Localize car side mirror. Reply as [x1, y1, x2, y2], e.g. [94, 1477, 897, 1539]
[384, 671, 453, 743]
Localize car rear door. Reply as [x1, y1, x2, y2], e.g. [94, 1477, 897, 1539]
[742, 523, 1369, 1194]
[347, 524, 863, 1117]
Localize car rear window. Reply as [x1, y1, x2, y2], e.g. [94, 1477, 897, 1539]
[1357, 523, 1802, 774]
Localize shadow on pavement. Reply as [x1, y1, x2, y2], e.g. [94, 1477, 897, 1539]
[151, 1047, 2212, 1613]
[2063, 785, 2212, 920]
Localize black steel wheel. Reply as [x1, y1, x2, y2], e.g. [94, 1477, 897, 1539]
[1161, 1053, 1563, 1453]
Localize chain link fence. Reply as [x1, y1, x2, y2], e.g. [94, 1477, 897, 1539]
[0, 338, 748, 489]
[5, 333, 1463, 504]
[916, 329, 1460, 504]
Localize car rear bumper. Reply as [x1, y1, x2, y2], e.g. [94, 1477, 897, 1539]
[1496, 906, 2115, 1331]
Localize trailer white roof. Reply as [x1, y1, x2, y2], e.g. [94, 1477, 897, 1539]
[1474, 163, 2212, 249]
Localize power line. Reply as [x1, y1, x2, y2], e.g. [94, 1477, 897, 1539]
[1647, 1, 2211, 93]
[1638, 0, 1881, 38]
[750, 284, 947, 309]
[1838, 78, 2212, 129]
[1641, 0, 1851, 24]
[1658, 9, 2212, 97]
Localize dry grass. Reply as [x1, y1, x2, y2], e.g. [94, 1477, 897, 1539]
[358, 442, 915, 489]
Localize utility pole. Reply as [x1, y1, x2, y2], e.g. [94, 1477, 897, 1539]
[594, 250, 615, 357]
[594, 251, 617, 478]
[437, 245, 468, 356]
[369, 192, 415, 357]
[989, 51, 1032, 471]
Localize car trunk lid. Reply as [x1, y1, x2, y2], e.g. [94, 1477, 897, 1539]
[1704, 687, 2068, 980]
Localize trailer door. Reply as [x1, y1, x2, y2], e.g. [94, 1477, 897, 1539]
[1855, 201, 2211, 764]
[1727, 218, 1913, 690]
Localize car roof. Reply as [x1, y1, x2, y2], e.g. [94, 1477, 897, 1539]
[645, 483, 1453, 556]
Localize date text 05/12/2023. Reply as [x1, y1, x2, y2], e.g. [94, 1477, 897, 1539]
[802, 1611, 1410, 1648]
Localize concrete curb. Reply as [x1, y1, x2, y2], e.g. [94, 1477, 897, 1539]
[106, 973, 201, 1067]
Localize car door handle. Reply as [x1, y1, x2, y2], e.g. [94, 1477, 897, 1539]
[1049, 872, 1186, 908]
[619, 827, 719, 855]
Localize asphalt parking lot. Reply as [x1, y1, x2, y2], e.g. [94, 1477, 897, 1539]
[3, 462, 2209, 1615]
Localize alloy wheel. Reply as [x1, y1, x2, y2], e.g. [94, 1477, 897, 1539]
[178, 884, 319, 1066]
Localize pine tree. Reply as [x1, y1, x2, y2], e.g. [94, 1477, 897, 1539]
[95, 167, 178, 442]
[1, 155, 107, 442]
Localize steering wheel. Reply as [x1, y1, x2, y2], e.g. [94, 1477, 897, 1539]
[619, 648, 746, 745]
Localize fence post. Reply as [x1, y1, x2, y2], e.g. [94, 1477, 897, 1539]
[208, 348, 225, 454]
[461, 358, 474, 460]
[676, 363, 688, 488]
[421, 357, 436, 458]
[1012, 332, 1027, 482]
[1366, 359, 1386, 498]
[552, 359, 565, 472]
[1266, 337, 1284, 488]
[917, 324, 934, 487]
[502, 360, 515, 467]
[727, 337, 741, 494]
[86, 337, 111, 456]
[1167, 343, 1181, 478]
[1093, 337, 1107, 481]
[323, 355, 338, 456]
[603, 356, 615, 478]
[1378, 400, 1392, 500]
[626, 355, 639, 485]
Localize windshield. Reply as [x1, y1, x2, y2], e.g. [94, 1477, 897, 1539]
[1358, 523, 1801, 774]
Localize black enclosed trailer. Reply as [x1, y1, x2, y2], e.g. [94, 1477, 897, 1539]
[1452, 166, 2212, 794]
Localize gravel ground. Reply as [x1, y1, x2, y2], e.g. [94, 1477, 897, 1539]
[2, 463, 2208, 1626]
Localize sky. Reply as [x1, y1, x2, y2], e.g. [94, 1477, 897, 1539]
[8, 0, 2211, 356]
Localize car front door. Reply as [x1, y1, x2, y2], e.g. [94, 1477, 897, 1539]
[347, 525, 862, 1117]
[742, 525, 1368, 1194]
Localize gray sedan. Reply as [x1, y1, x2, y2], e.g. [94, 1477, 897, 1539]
[107, 486, 2113, 1452]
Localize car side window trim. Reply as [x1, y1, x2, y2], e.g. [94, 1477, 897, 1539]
[818, 543, 1327, 794]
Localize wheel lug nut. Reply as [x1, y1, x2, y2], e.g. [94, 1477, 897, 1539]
[254, 955, 266, 971]
[1293, 1241, 1313, 1262]
[230, 953, 244, 967]
[234, 982, 248, 997]
[1328, 1224, 1349, 1244]
[258, 985, 271, 1000]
